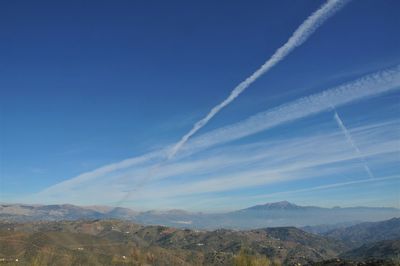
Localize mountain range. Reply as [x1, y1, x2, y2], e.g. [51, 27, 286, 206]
[1, 201, 398, 230]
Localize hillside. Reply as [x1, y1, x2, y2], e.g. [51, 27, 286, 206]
[0, 220, 348, 266]
[1, 217, 399, 265]
[324, 218, 400, 247]
[340, 239, 400, 262]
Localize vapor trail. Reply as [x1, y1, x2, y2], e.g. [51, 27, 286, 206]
[333, 111, 375, 179]
[167, 0, 350, 159]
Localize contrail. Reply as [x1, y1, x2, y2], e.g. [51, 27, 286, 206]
[333, 111, 375, 179]
[167, 0, 350, 159]
[118, 0, 351, 204]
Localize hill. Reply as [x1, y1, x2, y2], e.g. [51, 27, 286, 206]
[324, 217, 400, 247]
[340, 239, 400, 262]
[0, 220, 348, 265]
[1, 218, 399, 265]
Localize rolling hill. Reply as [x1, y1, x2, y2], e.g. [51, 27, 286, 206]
[0, 219, 347, 265]
[1, 217, 399, 265]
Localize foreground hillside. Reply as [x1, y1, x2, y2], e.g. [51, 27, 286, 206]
[0, 219, 398, 266]
[0, 220, 345, 265]
[340, 239, 400, 262]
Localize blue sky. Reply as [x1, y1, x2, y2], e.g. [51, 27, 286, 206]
[1, 0, 399, 211]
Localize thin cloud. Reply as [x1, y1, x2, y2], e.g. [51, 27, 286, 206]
[34, 119, 399, 205]
[167, 0, 351, 159]
[195, 175, 400, 211]
[251, 175, 400, 200]
[183, 65, 400, 154]
[37, 65, 400, 198]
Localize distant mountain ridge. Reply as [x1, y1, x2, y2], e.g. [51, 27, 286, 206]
[1, 201, 399, 230]
[240, 200, 304, 211]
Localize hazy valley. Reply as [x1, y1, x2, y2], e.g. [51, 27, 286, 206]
[1, 201, 399, 230]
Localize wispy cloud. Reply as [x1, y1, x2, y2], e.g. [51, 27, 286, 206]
[189, 175, 400, 211]
[167, 0, 350, 159]
[48, 150, 164, 192]
[182, 65, 400, 154]
[253, 175, 400, 200]
[34, 118, 399, 208]
[34, 65, 400, 206]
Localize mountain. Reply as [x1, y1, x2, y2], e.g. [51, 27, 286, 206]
[323, 217, 400, 247]
[241, 201, 303, 211]
[224, 202, 399, 229]
[1, 202, 399, 230]
[0, 204, 104, 221]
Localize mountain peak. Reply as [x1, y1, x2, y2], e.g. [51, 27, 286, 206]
[244, 201, 301, 211]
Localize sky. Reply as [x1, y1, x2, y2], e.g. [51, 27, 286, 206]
[0, 0, 399, 212]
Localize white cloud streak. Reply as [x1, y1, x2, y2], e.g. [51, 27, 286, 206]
[167, 0, 350, 159]
[257, 175, 400, 199]
[36, 65, 400, 201]
[34, 119, 399, 207]
[183, 65, 400, 154]
[135, 140, 398, 200]
[334, 111, 375, 178]
[50, 150, 164, 191]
